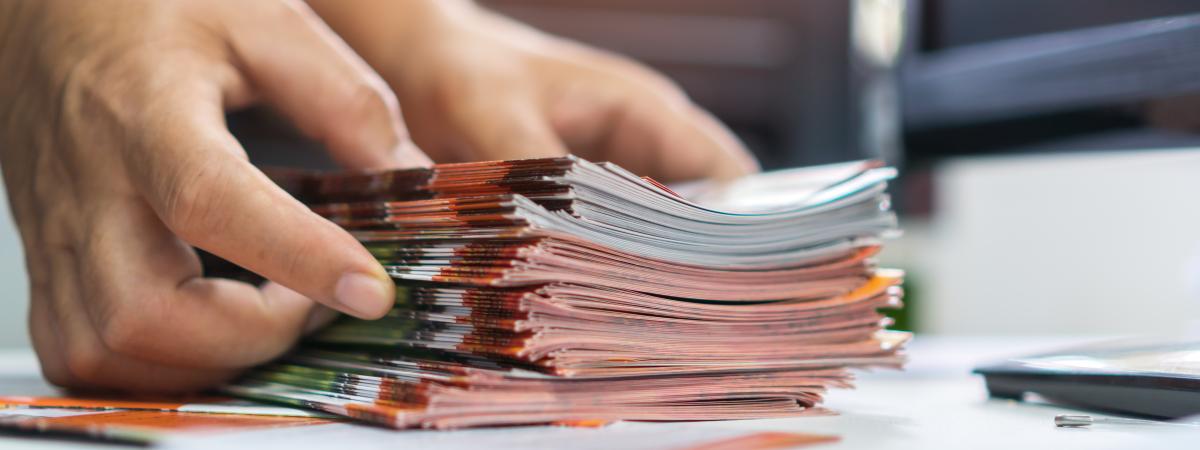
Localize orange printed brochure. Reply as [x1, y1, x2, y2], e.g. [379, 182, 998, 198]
[0, 394, 334, 445]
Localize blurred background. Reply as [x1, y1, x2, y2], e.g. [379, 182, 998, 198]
[3, 0, 1200, 348]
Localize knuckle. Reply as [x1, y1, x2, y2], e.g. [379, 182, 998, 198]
[609, 60, 691, 106]
[439, 90, 506, 133]
[635, 72, 690, 107]
[96, 296, 161, 356]
[28, 300, 76, 389]
[41, 366, 76, 389]
[268, 0, 314, 20]
[430, 73, 466, 111]
[244, 0, 310, 25]
[317, 80, 400, 150]
[583, 47, 691, 104]
[338, 81, 398, 124]
[280, 240, 311, 279]
[272, 229, 327, 287]
[160, 159, 232, 238]
[429, 71, 492, 120]
[644, 71, 688, 100]
[62, 340, 109, 385]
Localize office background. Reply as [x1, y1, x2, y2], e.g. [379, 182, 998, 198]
[3, 0, 1200, 348]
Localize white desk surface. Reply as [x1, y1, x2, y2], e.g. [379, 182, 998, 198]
[1, 336, 1196, 450]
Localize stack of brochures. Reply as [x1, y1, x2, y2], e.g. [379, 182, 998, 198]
[226, 157, 909, 429]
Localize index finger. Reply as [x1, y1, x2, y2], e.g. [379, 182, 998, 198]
[222, 0, 430, 170]
[125, 83, 395, 321]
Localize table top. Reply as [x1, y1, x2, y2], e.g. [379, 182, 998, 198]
[2, 336, 1196, 450]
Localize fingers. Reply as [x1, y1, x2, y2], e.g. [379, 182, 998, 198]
[32, 194, 335, 379]
[550, 58, 759, 182]
[124, 89, 395, 321]
[28, 290, 82, 389]
[32, 222, 241, 391]
[445, 96, 570, 161]
[45, 294, 242, 392]
[76, 200, 319, 368]
[27, 263, 82, 389]
[653, 104, 760, 181]
[223, 0, 429, 170]
[15, 0, 417, 393]
[591, 93, 758, 182]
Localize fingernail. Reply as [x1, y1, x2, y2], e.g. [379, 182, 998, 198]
[334, 272, 393, 318]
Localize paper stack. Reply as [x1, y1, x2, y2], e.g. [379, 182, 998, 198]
[226, 157, 908, 429]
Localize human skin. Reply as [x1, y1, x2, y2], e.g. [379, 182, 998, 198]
[308, 0, 759, 182]
[0, 0, 757, 393]
[0, 0, 423, 392]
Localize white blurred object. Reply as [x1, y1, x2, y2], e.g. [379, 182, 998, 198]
[1187, 240, 1200, 317]
[923, 149, 1200, 335]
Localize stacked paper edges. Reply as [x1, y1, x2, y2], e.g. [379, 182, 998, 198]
[225, 156, 909, 429]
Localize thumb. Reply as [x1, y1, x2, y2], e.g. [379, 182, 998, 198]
[130, 101, 395, 320]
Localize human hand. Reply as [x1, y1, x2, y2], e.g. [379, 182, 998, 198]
[0, 0, 427, 392]
[310, 0, 759, 182]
